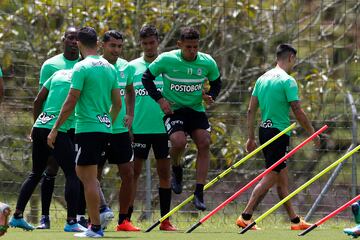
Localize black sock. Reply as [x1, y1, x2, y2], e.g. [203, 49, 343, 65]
[291, 216, 300, 224]
[194, 184, 204, 201]
[127, 206, 133, 220]
[172, 165, 183, 180]
[67, 218, 77, 225]
[14, 212, 23, 219]
[118, 213, 127, 224]
[91, 224, 101, 232]
[242, 213, 252, 221]
[159, 188, 171, 217]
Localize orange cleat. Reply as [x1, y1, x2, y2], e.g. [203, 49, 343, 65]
[115, 219, 141, 232]
[159, 219, 177, 231]
[236, 215, 261, 230]
[291, 218, 312, 230]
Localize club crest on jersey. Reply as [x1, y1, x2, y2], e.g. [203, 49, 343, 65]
[197, 68, 202, 76]
[97, 113, 111, 128]
[120, 71, 125, 78]
[38, 112, 56, 124]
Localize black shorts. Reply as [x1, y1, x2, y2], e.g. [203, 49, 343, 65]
[67, 128, 75, 144]
[163, 107, 210, 136]
[259, 127, 290, 173]
[74, 132, 110, 166]
[32, 127, 76, 175]
[133, 134, 169, 160]
[99, 132, 133, 167]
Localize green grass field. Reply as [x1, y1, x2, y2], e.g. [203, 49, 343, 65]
[3, 219, 355, 240]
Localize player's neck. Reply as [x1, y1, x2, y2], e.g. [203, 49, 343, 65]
[80, 48, 98, 58]
[63, 52, 79, 61]
[143, 54, 158, 63]
[276, 63, 291, 73]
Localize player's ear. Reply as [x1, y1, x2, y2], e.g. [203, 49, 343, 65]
[177, 40, 182, 48]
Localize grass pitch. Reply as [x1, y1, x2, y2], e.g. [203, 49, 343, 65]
[4, 219, 354, 240]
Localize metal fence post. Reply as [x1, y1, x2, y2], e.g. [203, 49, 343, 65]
[305, 92, 358, 221]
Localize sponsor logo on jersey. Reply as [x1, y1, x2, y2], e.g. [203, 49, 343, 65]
[38, 112, 56, 124]
[135, 88, 162, 96]
[170, 83, 202, 92]
[120, 88, 125, 96]
[260, 119, 273, 128]
[97, 113, 111, 128]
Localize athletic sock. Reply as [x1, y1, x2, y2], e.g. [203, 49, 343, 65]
[159, 188, 171, 217]
[127, 206, 134, 220]
[91, 224, 101, 232]
[194, 184, 204, 201]
[291, 216, 300, 224]
[13, 212, 23, 219]
[241, 213, 252, 221]
[118, 214, 127, 225]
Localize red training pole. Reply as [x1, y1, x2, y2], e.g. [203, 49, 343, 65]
[185, 125, 328, 233]
[299, 194, 360, 236]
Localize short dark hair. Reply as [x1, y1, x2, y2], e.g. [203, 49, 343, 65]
[276, 43, 297, 59]
[139, 25, 159, 39]
[102, 30, 124, 42]
[180, 27, 200, 41]
[78, 27, 97, 48]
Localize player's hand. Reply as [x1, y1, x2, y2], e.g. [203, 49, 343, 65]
[158, 98, 173, 115]
[202, 90, 214, 105]
[47, 128, 58, 149]
[245, 138, 257, 153]
[28, 127, 33, 142]
[124, 114, 133, 130]
[313, 135, 321, 149]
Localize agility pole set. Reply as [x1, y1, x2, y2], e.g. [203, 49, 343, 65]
[185, 125, 328, 233]
[240, 143, 360, 234]
[145, 123, 296, 232]
[298, 194, 360, 236]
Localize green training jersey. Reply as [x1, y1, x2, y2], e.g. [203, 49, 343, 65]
[71, 55, 119, 134]
[0, 68, 2, 77]
[252, 67, 299, 134]
[109, 57, 133, 134]
[39, 53, 79, 89]
[148, 49, 220, 112]
[34, 69, 74, 132]
[130, 57, 166, 134]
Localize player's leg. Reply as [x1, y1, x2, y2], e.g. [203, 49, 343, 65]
[74, 132, 109, 238]
[37, 156, 58, 229]
[110, 133, 139, 232]
[164, 112, 186, 195]
[190, 128, 210, 211]
[153, 134, 176, 231]
[53, 132, 86, 232]
[9, 128, 50, 231]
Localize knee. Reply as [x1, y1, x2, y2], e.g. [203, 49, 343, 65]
[196, 137, 210, 151]
[171, 138, 187, 150]
[158, 169, 170, 182]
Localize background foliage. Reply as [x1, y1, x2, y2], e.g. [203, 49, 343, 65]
[0, 0, 359, 223]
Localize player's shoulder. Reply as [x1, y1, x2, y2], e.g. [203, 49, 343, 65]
[116, 57, 128, 67]
[129, 57, 143, 65]
[158, 49, 179, 60]
[42, 53, 63, 67]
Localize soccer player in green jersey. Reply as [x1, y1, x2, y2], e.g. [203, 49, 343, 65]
[99, 30, 139, 232]
[9, 69, 86, 233]
[36, 27, 85, 229]
[47, 27, 121, 238]
[128, 25, 176, 231]
[142, 27, 222, 211]
[236, 43, 320, 231]
[0, 67, 4, 104]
